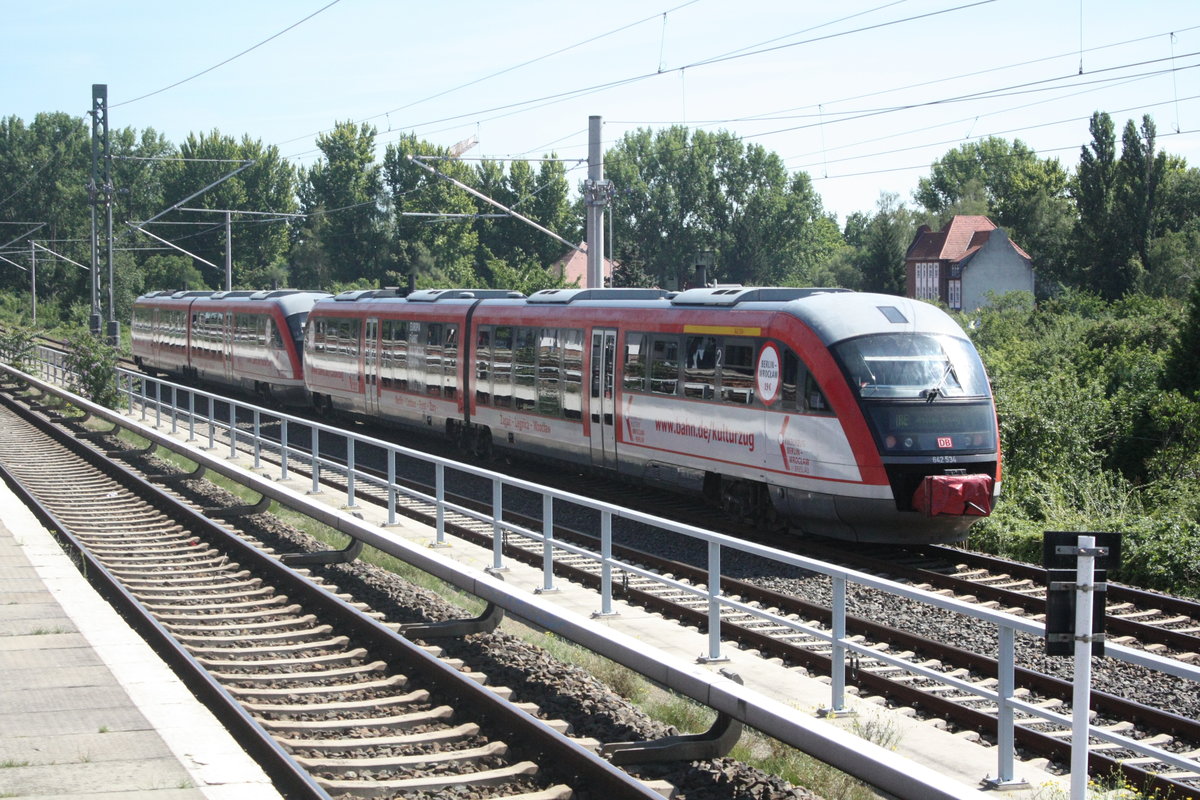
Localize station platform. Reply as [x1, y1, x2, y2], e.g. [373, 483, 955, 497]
[0, 477, 281, 800]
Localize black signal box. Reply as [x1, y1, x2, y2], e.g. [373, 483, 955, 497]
[1042, 532, 1121, 657]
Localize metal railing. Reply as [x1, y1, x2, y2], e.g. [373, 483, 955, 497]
[27, 348, 1200, 791]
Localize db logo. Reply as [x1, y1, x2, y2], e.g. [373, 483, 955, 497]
[937, 437, 953, 448]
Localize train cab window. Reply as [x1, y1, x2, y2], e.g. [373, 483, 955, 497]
[683, 336, 716, 400]
[649, 337, 680, 396]
[562, 328, 583, 420]
[267, 318, 284, 349]
[513, 327, 537, 411]
[623, 333, 647, 392]
[475, 327, 493, 405]
[805, 373, 833, 415]
[537, 328, 562, 417]
[720, 340, 755, 405]
[781, 349, 798, 407]
[491, 326, 514, 408]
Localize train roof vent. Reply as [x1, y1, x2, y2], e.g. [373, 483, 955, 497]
[247, 289, 328, 300]
[527, 288, 672, 304]
[406, 288, 525, 302]
[877, 305, 909, 324]
[670, 286, 850, 306]
[332, 289, 380, 301]
[208, 290, 256, 300]
[171, 290, 217, 298]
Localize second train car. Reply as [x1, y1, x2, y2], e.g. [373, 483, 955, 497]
[301, 286, 1000, 543]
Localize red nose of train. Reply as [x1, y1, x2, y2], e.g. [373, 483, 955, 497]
[912, 474, 994, 517]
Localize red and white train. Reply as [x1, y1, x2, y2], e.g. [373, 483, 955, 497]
[131, 289, 331, 405]
[300, 286, 1000, 543]
[131, 286, 1000, 543]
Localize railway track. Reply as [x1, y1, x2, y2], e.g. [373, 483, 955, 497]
[147, 391, 1200, 797]
[0, 388, 665, 800]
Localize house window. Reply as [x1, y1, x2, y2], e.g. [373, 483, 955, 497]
[916, 262, 939, 301]
[949, 279, 962, 311]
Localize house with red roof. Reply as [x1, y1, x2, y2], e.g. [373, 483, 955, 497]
[904, 216, 1034, 311]
[550, 242, 615, 288]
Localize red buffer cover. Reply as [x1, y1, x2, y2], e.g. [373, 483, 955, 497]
[913, 474, 993, 517]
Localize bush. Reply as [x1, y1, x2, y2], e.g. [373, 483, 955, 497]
[62, 331, 120, 408]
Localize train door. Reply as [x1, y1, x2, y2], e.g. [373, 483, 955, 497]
[363, 318, 380, 416]
[589, 328, 618, 468]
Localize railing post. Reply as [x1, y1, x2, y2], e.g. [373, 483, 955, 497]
[538, 494, 555, 593]
[984, 624, 1027, 789]
[830, 575, 848, 713]
[140, 379, 147, 420]
[155, 381, 162, 427]
[252, 409, 261, 469]
[598, 510, 615, 617]
[187, 391, 195, 442]
[702, 540, 725, 662]
[309, 427, 321, 494]
[206, 396, 215, 450]
[386, 448, 397, 526]
[344, 438, 356, 508]
[228, 402, 237, 459]
[491, 478, 504, 572]
[170, 385, 178, 434]
[279, 419, 289, 480]
[434, 463, 446, 545]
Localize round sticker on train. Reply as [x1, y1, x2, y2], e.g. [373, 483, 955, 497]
[757, 342, 781, 406]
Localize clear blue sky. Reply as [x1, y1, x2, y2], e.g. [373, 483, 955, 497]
[5, 0, 1199, 222]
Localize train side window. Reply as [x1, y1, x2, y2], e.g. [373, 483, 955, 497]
[623, 332, 647, 392]
[683, 335, 716, 400]
[649, 336, 680, 396]
[492, 326, 514, 408]
[513, 326, 537, 411]
[408, 322, 428, 395]
[562, 328, 583, 420]
[475, 326, 493, 405]
[378, 320, 394, 390]
[537, 328, 562, 417]
[720, 340, 755, 404]
[424, 322, 443, 397]
[443, 324, 458, 400]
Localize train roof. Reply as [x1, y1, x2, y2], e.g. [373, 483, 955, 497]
[135, 289, 331, 316]
[784, 292, 969, 345]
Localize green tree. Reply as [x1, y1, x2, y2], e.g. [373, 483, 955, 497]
[605, 126, 837, 288]
[382, 134, 478, 286]
[1116, 116, 1167, 276]
[1072, 112, 1124, 297]
[859, 192, 911, 295]
[300, 121, 386, 286]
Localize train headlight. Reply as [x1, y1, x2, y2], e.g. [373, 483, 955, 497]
[885, 435, 897, 449]
[903, 437, 914, 449]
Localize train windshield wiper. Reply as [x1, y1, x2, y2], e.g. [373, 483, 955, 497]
[922, 361, 958, 402]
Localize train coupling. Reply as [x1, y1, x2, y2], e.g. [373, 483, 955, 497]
[912, 474, 994, 517]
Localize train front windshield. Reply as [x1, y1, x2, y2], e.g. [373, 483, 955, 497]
[833, 333, 996, 454]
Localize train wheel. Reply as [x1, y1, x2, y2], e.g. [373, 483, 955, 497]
[720, 478, 777, 527]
